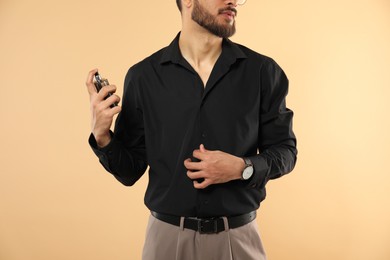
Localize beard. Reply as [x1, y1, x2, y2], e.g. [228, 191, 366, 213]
[191, 0, 236, 38]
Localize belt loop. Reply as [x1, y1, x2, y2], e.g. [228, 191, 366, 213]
[179, 216, 185, 230]
[222, 217, 229, 232]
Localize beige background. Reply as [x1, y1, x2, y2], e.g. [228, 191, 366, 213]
[1, 0, 389, 259]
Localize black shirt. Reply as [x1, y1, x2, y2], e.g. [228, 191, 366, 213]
[89, 33, 297, 217]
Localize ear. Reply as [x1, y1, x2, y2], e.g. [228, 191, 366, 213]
[182, 0, 192, 9]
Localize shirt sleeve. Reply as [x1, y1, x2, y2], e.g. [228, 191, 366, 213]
[246, 59, 297, 189]
[88, 68, 148, 186]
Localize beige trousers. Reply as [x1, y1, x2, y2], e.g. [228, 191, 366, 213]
[142, 214, 267, 260]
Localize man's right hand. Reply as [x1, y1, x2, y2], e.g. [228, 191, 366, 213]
[86, 68, 121, 148]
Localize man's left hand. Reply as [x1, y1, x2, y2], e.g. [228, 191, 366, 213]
[184, 144, 245, 189]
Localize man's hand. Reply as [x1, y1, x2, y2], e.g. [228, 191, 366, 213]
[184, 144, 246, 189]
[86, 69, 121, 147]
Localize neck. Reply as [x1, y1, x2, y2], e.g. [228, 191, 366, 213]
[179, 25, 223, 68]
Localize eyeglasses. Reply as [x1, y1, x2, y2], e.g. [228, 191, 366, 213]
[237, 0, 247, 5]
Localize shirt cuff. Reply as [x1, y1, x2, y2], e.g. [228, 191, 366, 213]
[89, 131, 115, 151]
[245, 155, 269, 189]
[88, 131, 117, 172]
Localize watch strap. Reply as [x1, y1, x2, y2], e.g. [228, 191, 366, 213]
[243, 157, 253, 167]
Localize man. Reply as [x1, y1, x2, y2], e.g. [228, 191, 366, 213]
[86, 0, 297, 259]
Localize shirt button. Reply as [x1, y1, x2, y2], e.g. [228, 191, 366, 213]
[201, 133, 207, 138]
[203, 200, 209, 205]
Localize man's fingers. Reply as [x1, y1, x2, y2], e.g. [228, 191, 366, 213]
[186, 170, 204, 180]
[86, 68, 99, 94]
[193, 149, 207, 161]
[192, 144, 210, 160]
[199, 144, 207, 152]
[109, 104, 122, 115]
[95, 101, 122, 119]
[90, 85, 118, 106]
[97, 84, 117, 99]
[183, 158, 192, 169]
[100, 94, 121, 109]
[193, 179, 211, 189]
[184, 158, 203, 171]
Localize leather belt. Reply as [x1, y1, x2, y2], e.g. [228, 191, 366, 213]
[151, 211, 256, 234]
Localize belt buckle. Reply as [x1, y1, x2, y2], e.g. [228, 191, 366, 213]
[197, 218, 218, 234]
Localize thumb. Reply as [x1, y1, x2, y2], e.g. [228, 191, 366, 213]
[86, 68, 99, 95]
[199, 144, 207, 153]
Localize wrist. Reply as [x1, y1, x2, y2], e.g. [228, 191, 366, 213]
[234, 157, 246, 180]
[93, 131, 112, 148]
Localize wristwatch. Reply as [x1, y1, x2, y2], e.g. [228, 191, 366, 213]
[241, 158, 254, 180]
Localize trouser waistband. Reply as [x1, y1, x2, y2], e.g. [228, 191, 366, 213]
[151, 211, 256, 234]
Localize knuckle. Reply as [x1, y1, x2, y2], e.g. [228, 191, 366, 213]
[93, 97, 102, 106]
[108, 85, 116, 92]
[100, 86, 109, 94]
[94, 103, 104, 112]
[102, 110, 111, 117]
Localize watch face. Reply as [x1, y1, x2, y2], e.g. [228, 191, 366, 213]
[242, 166, 254, 180]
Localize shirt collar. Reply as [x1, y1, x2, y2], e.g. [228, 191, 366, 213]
[160, 32, 247, 66]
